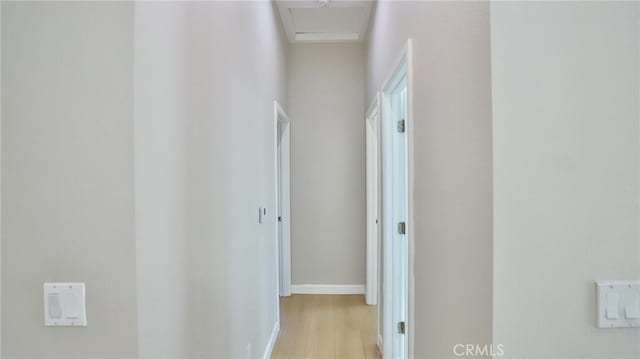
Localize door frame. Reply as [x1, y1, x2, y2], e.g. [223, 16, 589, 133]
[380, 39, 414, 359]
[366, 93, 382, 307]
[274, 101, 291, 301]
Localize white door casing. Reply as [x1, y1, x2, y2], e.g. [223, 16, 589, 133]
[381, 39, 414, 359]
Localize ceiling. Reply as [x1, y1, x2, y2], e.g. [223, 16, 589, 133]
[276, 1, 374, 43]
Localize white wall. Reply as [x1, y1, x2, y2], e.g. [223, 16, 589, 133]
[134, 3, 189, 357]
[1, 2, 287, 358]
[491, 2, 640, 357]
[1, 2, 138, 357]
[135, 2, 288, 358]
[366, 2, 493, 357]
[288, 44, 366, 286]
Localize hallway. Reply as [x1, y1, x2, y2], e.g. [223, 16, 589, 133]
[272, 295, 380, 359]
[3, 1, 640, 358]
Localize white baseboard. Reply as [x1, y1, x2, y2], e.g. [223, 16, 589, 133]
[377, 334, 383, 352]
[291, 284, 365, 295]
[262, 320, 280, 359]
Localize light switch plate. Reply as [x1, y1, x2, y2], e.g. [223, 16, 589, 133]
[596, 281, 640, 328]
[43, 283, 87, 327]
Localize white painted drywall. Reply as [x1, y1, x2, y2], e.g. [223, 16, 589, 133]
[134, 3, 189, 357]
[288, 44, 366, 286]
[366, 2, 493, 357]
[1, 2, 138, 357]
[491, 2, 640, 357]
[135, 2, 288, 358]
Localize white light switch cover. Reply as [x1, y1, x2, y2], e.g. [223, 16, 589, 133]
[596, 281, 640, 328]
[44, 283, 87, 327]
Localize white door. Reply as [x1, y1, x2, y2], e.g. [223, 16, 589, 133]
[366, 97, 381, 306]
[274, 102, 291, 297]
[277, 121, 285, 292]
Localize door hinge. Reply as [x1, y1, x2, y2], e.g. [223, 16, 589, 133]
[398, 321, 406, 334]
[397, 119, 406, 133]
[398, 222, 406, 235]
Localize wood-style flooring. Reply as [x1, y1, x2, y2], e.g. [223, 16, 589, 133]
[271, 295, 381, 359]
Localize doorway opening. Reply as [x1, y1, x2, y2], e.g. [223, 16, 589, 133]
[274, 101, 291, 300]
[366, 92, 381, 308]
[366, 92, 383, 353]
[271, 39, 412, 359]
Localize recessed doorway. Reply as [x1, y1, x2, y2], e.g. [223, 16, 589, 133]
[275, 101, 292, 299]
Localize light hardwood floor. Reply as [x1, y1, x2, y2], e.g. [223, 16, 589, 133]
[271, 294, 381, 359]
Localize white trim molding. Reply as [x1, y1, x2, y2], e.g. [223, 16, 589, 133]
[380, 38, 414, 359]
[262, 321, 280, 359]
[291, 284, 365, 295]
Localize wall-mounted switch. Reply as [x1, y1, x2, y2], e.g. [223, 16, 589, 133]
[44, 283, 87, 327]
[48, 293, 62, 319]
[625, 291, 640, 319]
[606, 293, 619, 319]
[596, 281, 640, 328]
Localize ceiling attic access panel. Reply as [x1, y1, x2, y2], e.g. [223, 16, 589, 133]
[276, 0, 373, 43]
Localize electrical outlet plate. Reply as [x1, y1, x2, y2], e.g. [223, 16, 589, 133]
[44, 283, 87, 327]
